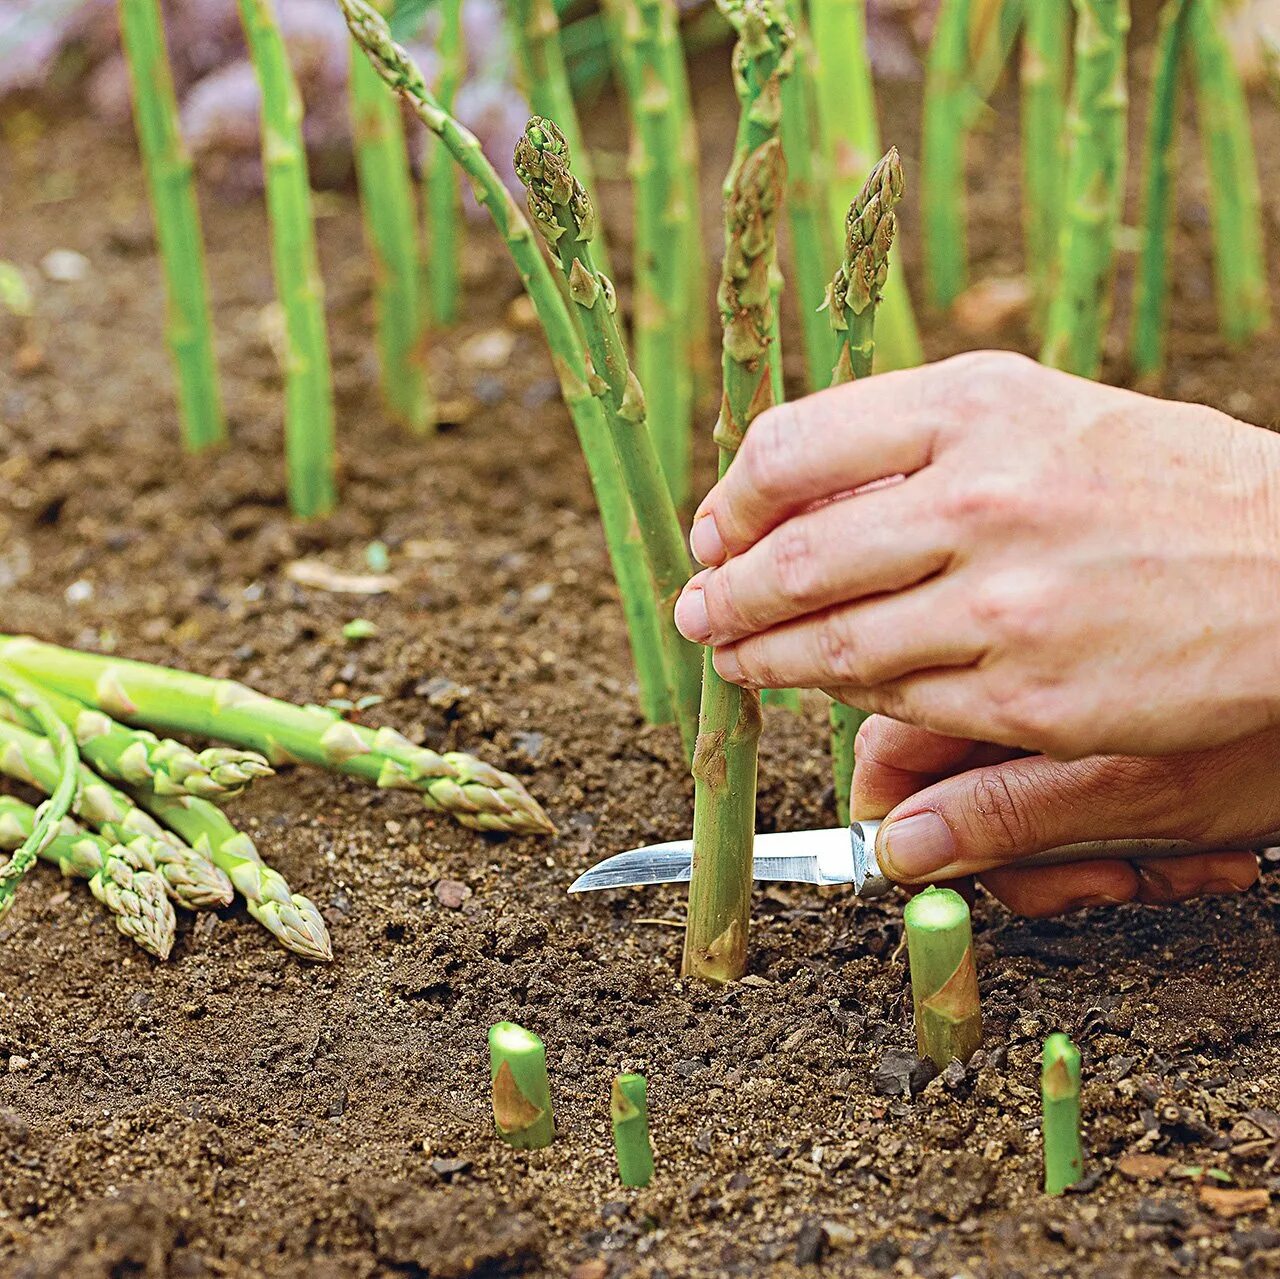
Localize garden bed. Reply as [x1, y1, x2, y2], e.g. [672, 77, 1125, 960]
[2, 50, 1279, 1279]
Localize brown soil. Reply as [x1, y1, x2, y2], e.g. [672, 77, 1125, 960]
[3, 46, 1280, 1279]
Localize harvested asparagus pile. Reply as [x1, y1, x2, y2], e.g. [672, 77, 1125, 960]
[0, 636, 555, 962]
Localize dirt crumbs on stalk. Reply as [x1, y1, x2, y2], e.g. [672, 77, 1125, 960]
[3, 72, 1280, 1279]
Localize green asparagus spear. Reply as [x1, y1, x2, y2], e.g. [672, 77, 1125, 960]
[338, 0, 673, 732]
[488, 1021, 555, 1149]
[425, 0, 464, 327]
[118, 0, 226, 452]
[682, 0, 790, 986]
[0, 636, 553, 836]
[611, 1073, 654, 1187]
[515, 118, 703, 759]
[1042, 1032, 1084, 1194]
[236, 0, 337, 517]
[1041, 0, 1130, 379]
[350, 0, 432, 433]
[0, 797, 175, 959]
[903, 886, 983, 1070]
[132, 788, 332, 961]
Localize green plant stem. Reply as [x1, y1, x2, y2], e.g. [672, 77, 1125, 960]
[682, 0, 791, 986]
[488, 1021, 555, 1149]
[236, 0, 337, 517]
[807, 0, 921, 370]
[0, 635, 554, 836]
[903, 885, 983, 1070]
[515, 119, 703, 760]
[1020, 0, 1071, 328]
[1132, 0, 1192, 374]
[426, 0, 464, 327]
[1040, 0, 1129, 379]
[1042, 1032, 1084, 1194]
[1187, 0, 1270, 345]
[338, 0, 673, 732]
[0, 797, 176, 959]
[611, 1073, 654, 1186]
[118, 0, 225, 452]
[350, 7, 432, 433]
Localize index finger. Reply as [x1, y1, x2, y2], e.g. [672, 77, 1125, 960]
[690, 367, 942, 567]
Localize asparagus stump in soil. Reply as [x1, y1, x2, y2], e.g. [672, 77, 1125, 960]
[1042, 1032, 1085, 1195]
[823, 148, 903, 826]
[488, 1022, 555, 1150]
[903, 886, 983, 1070]
[611, 1073, 655, 1187]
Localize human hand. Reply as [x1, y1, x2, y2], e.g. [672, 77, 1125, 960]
[674, 352, 1280, 759]
[852, 715, 1272, 917]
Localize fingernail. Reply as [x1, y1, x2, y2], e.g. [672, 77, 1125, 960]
[674, 585, 711, 642]
[690, 513, 726, 566]
[1066, 893, 1128, 911]
[712, 646, 743, 684]
[879, 811, 957, 879]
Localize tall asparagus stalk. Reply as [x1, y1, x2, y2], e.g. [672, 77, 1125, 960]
[236, 0, 337, 517]
[824, 149, 903, 827]
[0, 635, 554, 835]
[337, 0, 674, 733]
[1042, 1032, 1084, 1194]
[1187, 0, 1270, 346]
[514, 119, 703, 757]
[903, 885, 983, 1069]
[1040, 0, 1130, 379]
[681, 0, 791, 986]
[118, 0, 225, 453]
[424, 0, 464, 327]
[350, 3, 432, 433]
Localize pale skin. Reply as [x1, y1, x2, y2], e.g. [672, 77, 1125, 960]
[673, 352, 1280, 915]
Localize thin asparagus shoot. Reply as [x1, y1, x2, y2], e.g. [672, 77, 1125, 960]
[336, 0, 673, 731]
[0, 797, 175, 959]
[118, 0, 226, 452]
[611, 1073, 654, 1187]
[350, 2, 432, 432]
[488, 1022, 555, 1149]
[424, 0, 464, 327]
[236, 0, 338, 517]
[823, 148, 903, 825]
[1042, 1032, 1084, 1195]
[903, 885, 983, 1070]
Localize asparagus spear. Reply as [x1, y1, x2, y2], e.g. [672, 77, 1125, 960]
[1041, 0, 1130, 379]
[0, 637, 553, 836]
[350, 0, 432, 433]
[903, 885, 983, 1070]
[1042, 1032, 1084, 1194]
[0, 797, 175, 959]
[235, 0, 337, 517]
[488, 1021, 555, 1149]
[514, 118, 703, 759]
[0, 680, 272, 801]
[823, 149, 903, 825]
[682, 0, 791, 986]
[424, 0, 464, 327]
[0, 716, 234, 910]
[611, 1073, 654, 1187]
[118, 0, 226, 453]
[338, 0, 674, 734]
[133, 789, 332, 961]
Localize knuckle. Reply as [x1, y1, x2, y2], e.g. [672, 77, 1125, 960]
[970, 571, 1055, 646]
[971, 770, 1035, 856]
[741, 405, 802, 501]
[943, 471, 1034, 527]
[983, 679, 1066, 752]
[815, 611, 869, 685]
[770, 524, 818, 606]
[703, 566, 750, 633]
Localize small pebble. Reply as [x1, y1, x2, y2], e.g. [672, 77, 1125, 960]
[7, 1056, 30, 1073]
[435, 880, 472, 909]
[40, 248, 90, 282]
[794, 1222, 828, 1266]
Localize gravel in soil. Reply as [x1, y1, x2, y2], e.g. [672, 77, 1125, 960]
[2, 53, 1280, 1279]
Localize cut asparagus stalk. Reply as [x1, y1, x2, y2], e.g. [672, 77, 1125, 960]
[488, 1021, 555, 1149]
[0, 716, 234, 910]
[132, 788, 332, 962]
[1042, 1032, 1084, 1195]
[514, 118, 703, 759]
[0, 637, 553, 836]
[682, 0, 791, 986]
[119, 0, 226, 452]
[337, 0, 673, 734]
[903, 885, 983, 1070]
[424, 0, 464, 327]
[0, 797, 176, 959]
[611, 1073, 654, 1187]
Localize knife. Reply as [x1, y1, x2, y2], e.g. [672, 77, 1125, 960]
[569, 822, 1280, 899]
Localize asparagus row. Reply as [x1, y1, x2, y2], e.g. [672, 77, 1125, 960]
[424, 0, 464, 327]
[236, 0, 337, 517]
[0, 797, 175, 959]
[824, 149, 903, 827]
[0, 637, 553, 835]
[682, 0, 790, 986]
[118, 0, 226, 453]
[337, 0, 673, 733]
[514, 118, 703, 758]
